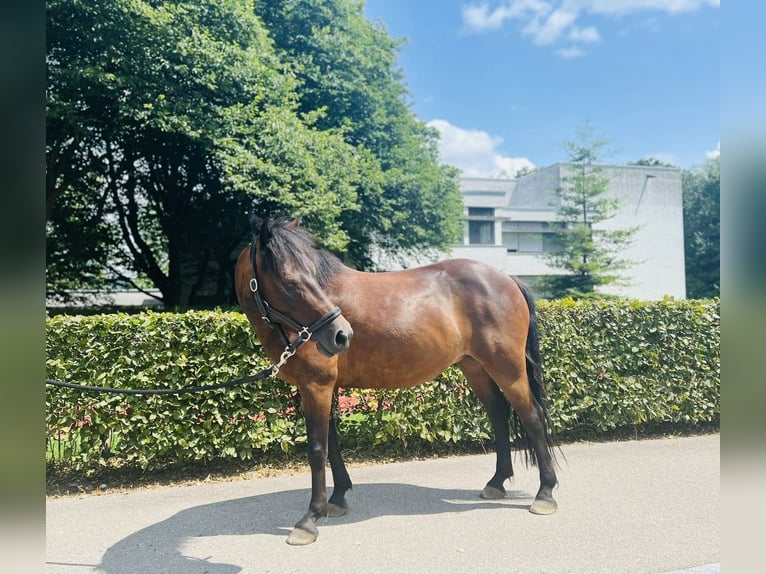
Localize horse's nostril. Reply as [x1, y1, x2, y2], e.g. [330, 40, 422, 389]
[335, 330, 349, 347]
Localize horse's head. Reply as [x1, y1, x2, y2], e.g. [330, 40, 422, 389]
[254, 216, 353, 357]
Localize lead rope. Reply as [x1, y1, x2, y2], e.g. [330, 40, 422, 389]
[45, 333, 309, 396]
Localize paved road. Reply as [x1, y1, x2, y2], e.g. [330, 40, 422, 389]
[46, 434, 719, 574]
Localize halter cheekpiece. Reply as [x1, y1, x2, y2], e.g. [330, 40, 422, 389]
[249, 239, 342, 348]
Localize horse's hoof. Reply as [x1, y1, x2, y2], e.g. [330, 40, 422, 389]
[529, 498, 558, 515]
[480, 485, 506, 500]
[327, 502, 348, 517]
[286, 527, 318, 546]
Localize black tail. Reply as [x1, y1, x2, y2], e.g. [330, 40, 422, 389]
[510, 277, 559, 468]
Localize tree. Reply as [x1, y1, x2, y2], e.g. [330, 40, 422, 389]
[48, 0, 315, 306]
[628, 157, 678, 168]
[46, 0, 462, 307]
[683, 157, 720, 298]
[539, 127, 638, 298]
[513, 165, 537, 178]
[254, 0, 463, 269]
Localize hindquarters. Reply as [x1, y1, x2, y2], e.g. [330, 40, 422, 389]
[454, 265, 556, 464]
[459, 272, 559, 512]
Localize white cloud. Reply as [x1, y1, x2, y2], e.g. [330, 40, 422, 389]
[461, 0, 550, 32]
[428, 119, 535, 178]
[461, 3, 508, 30]
[706, 141, 720, 160]
[461, 0, 718, 56]
[526, 8, 577, 45]
[568, 25, 600, 43]
[556, 45, 586, 59]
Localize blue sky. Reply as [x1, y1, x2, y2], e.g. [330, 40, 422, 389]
[364, 0, 720, 176]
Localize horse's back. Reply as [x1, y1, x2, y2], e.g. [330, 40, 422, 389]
[402, 258, 527, 321]
[332, 258, 529, 389]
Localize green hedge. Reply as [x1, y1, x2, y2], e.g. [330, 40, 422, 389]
[536, 299, 719, 432]
[46, 299, 719, 472]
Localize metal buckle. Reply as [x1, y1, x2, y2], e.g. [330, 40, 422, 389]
[249, 278, 258, 292]
[297, 327, 312, 342]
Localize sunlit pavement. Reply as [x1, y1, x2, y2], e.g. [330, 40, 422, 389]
[47, 434, 719, 574]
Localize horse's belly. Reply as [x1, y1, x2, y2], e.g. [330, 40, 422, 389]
[336, 339, 462, 390]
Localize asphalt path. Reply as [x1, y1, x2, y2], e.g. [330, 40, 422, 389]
[46, 434, 719, 574]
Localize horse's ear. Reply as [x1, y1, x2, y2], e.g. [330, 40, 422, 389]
[258, 217, 272, 246]
[250, 214, 264, 233]
[287, 216, 302, 229]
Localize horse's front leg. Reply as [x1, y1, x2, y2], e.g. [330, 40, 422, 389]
[327, 409, 352, 516]
[287, 384, 333, 546]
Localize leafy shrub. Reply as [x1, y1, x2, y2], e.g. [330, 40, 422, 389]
[536, 298, 720, 433]
[46, 311, 305, 470]
[46, 299, 719, 472]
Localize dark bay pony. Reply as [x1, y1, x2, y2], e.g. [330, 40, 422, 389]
[234, 216, 558, 545]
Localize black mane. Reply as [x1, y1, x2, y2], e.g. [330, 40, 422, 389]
[254, 216, 343, 288]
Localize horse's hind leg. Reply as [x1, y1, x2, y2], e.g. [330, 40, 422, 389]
[487, 362, 558, 515]
[458, 358, 513, 500]
[327, 410, 352, 517]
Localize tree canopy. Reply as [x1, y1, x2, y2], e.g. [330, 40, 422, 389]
[254, 0, 462, 268]
[683, 157, 720, 298]
[46, 0, 462, 308]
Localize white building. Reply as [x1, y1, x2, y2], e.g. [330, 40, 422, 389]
[452, 163, 686, 300]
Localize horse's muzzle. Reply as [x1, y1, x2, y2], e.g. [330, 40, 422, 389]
[316, 322, 353, 357]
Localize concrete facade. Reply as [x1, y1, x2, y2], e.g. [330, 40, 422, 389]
[452, 164, 686, 300]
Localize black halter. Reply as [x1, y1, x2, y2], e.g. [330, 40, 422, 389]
[249, 240, 342, 347]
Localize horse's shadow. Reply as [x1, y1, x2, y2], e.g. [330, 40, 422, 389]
[96, 482, 534, 574]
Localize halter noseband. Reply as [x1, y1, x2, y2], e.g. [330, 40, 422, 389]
[249, 240, 342, 347]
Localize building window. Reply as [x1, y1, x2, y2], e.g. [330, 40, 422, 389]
[469, 221, 495, 244]
[502, 221, 562, 253]
[468, 207, 495, 217]
[467, 207, 495, 244]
